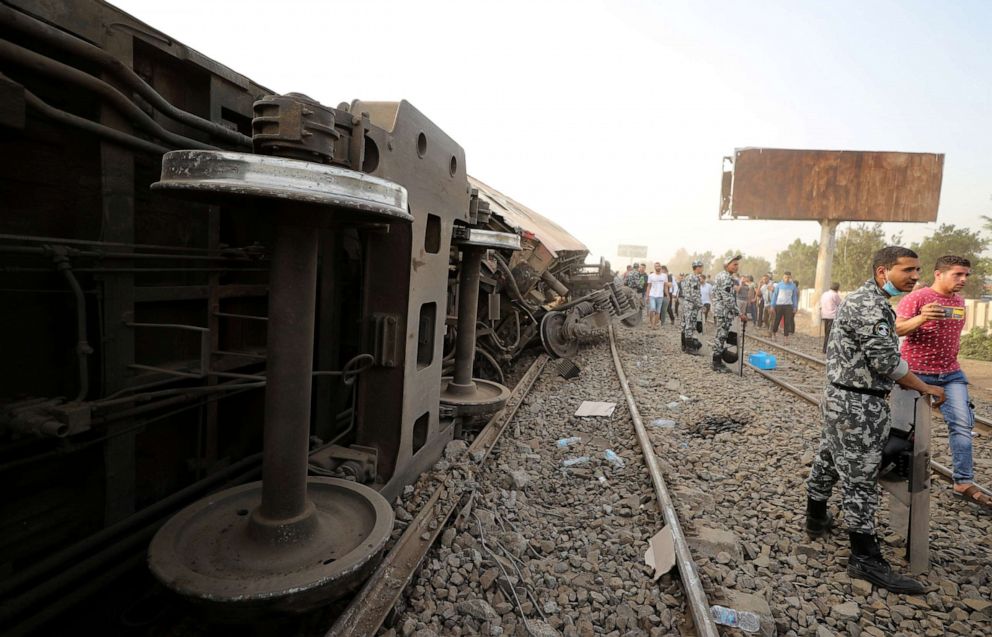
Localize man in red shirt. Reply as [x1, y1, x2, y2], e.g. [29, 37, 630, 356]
[896, 255, 989, 508]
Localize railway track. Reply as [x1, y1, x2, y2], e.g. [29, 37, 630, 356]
[331, 327, 719, 636]
[611, 324, 992, 636]
[608, 325, 718, 637]
[743, 332, 992, 498]
[745, 332, 992, 434]
[328, 354, 550, 636]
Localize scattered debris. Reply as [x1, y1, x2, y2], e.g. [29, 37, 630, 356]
[574, 401, 616, 417]
[645, 526, 676, 580]
[552, 357, 581, 379]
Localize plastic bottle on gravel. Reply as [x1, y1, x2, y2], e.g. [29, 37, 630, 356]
[556, 436, 581, 447]
[603, 449, 625, 468]
[562, 456, 590, 467]
[709, 605, 760, 632]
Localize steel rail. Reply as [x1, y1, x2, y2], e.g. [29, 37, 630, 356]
[746, 333, 827, 367]
[326, 354, 548, 637]
[608, 325, 719, 637]
[746, 333, 992, 435]
[744, 361, 992, 498]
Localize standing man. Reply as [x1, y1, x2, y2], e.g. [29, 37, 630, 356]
[624, 263, 640, 289]
[646, 262, 669, 329]
[662, 266, 677, 326]
[755, 275, 767, 327]
[736, 275, 752, 321]
[679, 260, 704, 355]
[806, 247, 944, 594]
[820, 282, 841, 353]
[711, 255, 746, 373]
[896, 256, 990, 508]
[700, 276, 713, 324]
[746, 276, 758, 321]
[625, 263, 648, 319]
[672, 273, 683, 317]
[761, 275, 775, 330]
[770, 271, 799, 343]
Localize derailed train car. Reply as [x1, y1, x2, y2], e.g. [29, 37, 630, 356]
[0, 1, 637, 633]
[473, 177, 640, 368]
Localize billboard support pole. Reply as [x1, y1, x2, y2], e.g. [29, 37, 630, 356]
[808, 219, 840, 337]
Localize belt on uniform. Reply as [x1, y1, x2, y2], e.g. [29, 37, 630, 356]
[830, 382, 889, 399]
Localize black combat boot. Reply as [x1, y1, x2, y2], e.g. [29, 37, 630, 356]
[805, 497, 833, 538]
[685, 340, 701, 356]
[680, 333, 688, 353]
[848, 532, 924, 594]
[711, 352, 730, 373]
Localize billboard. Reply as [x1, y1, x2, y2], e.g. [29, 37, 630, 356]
[617, 244, 648, 258]
[721, 148, 943, 222]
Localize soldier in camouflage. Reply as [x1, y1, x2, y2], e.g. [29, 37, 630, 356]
[805, 246, 944, 594]
[710, 255, 746, 372]
[680, 260, 704, 355]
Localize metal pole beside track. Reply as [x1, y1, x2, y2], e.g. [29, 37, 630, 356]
[608, 325, 719, 637]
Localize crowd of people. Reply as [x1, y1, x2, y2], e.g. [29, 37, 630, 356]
[614, 248, 984, 594]
[615, 257, 803, 371]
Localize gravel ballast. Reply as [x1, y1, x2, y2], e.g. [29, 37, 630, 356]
[380, 321, 992, 636]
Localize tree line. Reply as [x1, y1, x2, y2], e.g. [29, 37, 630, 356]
[664, 222, 989, 298]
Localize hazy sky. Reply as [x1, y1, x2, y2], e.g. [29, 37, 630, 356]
[113, 0, 991, 267]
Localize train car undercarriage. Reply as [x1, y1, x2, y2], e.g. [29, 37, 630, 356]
[0, 2, 637, 633]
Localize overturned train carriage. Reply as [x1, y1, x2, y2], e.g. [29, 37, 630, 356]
[0, 1, 637, 633]
[473, 177, 640, 365]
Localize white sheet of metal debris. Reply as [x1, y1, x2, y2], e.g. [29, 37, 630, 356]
[574, 401, 616, 417]
[645, 526, 676, 580]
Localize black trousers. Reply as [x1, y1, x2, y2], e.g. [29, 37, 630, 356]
[771, 304, 795, 336]
[822, 318, 834, 352]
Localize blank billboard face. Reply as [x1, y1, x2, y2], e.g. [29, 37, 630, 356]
[720, 148, 943, 222]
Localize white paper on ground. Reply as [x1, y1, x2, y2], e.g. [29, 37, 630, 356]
[644, 526, 676, 580]
[574, 401, 616, 417]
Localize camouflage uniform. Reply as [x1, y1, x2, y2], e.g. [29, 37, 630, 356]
[624, 269, 641, 289]
[806, 281, 909, 534]
[710, 270, 737, 356]
[680, 273, 702, 342]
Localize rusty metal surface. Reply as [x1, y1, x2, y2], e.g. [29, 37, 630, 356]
[146, 101, 410, 613]
[148, 478, 394, 612]
[722, 148, 943, 222]
[350, 98, 469, 501]
[0, 0, 626, 631]
[470, 176, 587, 257]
